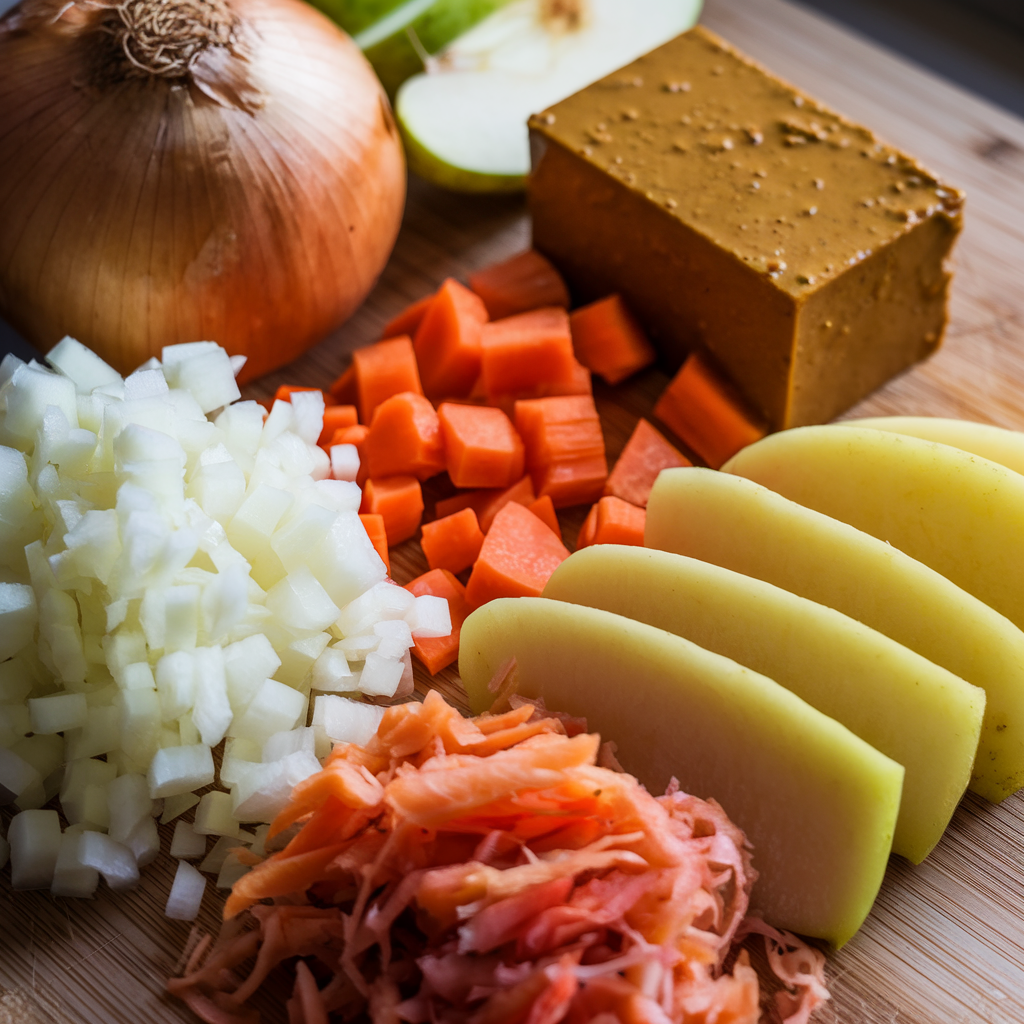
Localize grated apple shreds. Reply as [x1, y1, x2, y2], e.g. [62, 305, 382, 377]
[168, 690, 829, 1024]
[0, 339, 447, 901]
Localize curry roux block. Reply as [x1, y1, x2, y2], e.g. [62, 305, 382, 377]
[527, 27, 964, 430]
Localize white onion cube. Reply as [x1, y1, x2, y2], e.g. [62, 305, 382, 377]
[160, 791, 200, 824]
[329, 444, 360, 483]
[156, 650, 196, 721]
[0, 582, 37, 661]
[9, 809, 62, 889]
[230, 678, 304, 745]
[51, 829, 100, 898]
[194, 790, 241, 838]
[262, 727, 315, 763]
[199, 834, 248, 874]
[311, 647, 354, 693]
[148, 744, 215, 798]
[358, 652, 404, 698]
[223, 634, 281, 711]
[191, 645, 231, 747]
[231, 750, 321, 823]
[171, 348, 240, 414]
[337, 581, 414, 638]
[107, 773, 152, 844]
[166, 859, 206, 920]
[216, 851, 251, 890]
[170, 820, 208, 860]
[313, 695, 384, 752]
[5, 363, 79, 440]
[77, 830, 140, 890]
[0, 748, 44, 810]
[373, 619, 413, 659]
[265, 565, 340, 634]
[28, 692, 88, 735]
[60, 757, 117, 825]
[406, 594, 452, 639]
[46, 336, 122, 394]
[125, 816, 161, 867]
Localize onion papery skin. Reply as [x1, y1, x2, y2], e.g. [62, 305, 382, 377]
[0, 0, 406, 380]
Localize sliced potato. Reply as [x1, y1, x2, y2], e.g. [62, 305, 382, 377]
[544, 544, 984, 864]
[723, 425, 1024, 634]
[645, 468, 1024, 802]
[849, 417, 1024, 477]
[460, 597, 903, 946]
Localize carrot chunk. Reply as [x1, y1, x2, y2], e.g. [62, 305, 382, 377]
[329, 364, 356, 404]
[480, 308, 576, 403]
[438, 403, 525, 489]
[414, 279, 488, 399]
[317, 404, 358, 447]
[420, 507, 485, 575]
[603, 417, 691, 508]
[465, 502, 569, 607]
[435, 475, 536, 533]
[514, 395, 607, 508]
[591, 495, 646, 546]
[359, 513, 390, 574]
[361, 476, 423, 545]
[352, 336, 423, 425]
[526, 494, 561, 541]
[404, 569, 471, 674]
[576, 503, 599, 550]
[364, 392, 446, 481]
[569, 294, 656, 386]
[382, 294, 434, 341]
[653, 350, 767, 469]
[274, 385, 335, 406]
[468, 249, 570, 321]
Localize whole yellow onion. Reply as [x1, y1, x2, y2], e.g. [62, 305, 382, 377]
[0, 0, 406, 380]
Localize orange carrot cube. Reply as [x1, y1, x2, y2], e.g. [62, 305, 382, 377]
[654, 351, 766, 469]
[526, 494, 561, 541]
[404, 569, 471, 675]
[420, 507, 485, 575]
[274, 385, 335, 406]
[317, 404, 358, 448]
[465, 502, 569, 607]
[480, 308, 576, 402]
[352, 336, 423, 425]
[468, 249, 569, 321]
[361, 475, 423, 546]
[590, 495, 646, 547]
[364, 392, 445, 481]
[434, 475, 536, 532]
[329, 364, 356, 404]
[382, 293, 434, 341]
[570, 294, 656, 386]
[438, 403, 525, 489]
[358, 513, 390, 574]
[603, 418, 691, 508]
[576, 503, 599, 550]
[414, 279, 488, 399]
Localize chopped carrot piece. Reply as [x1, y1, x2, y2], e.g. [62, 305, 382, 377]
[404, 569, 471, 675]
[382, 294, 434, 340]
[364, 392, 445, 481]
[420, 507, 485, 575]
[331, 423, 370, 485]
[352, 336, 423, 425]
[468, 249, 570, 320]
[514, 395, 607, 508]
[526, 494, 561, 541]
[435, 475, 536, 533]
[576, 503, 599, 550]
[361, 476, 423, 546]
[438, 403, 525, 489]
[590, 495, 646, 546]
[274, 385, 335, 406]
[414, 279, 488, 399]
[329, 364, 356, 404]
[603, 418, 691, 508]
[480, 308, 576, 403]
[654, 350, 766, 469]
[359, 513, 390, 574]
[569, 294, 656, 386]
[465, 502, 570, 607]
[317, 404, 358, 447]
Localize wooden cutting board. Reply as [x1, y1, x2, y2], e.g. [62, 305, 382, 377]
[4, 0, 1024, 1021]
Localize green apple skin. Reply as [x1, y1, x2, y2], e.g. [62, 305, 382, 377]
[401, 121, 526, 193]
[311, 0, 407, 35]
[849, 416, 1024, 478]
[544, 544, 985, 865]
[362, 0, 512, 97]
[459, 597, 903, 947]
[645, 467, 1024, 804]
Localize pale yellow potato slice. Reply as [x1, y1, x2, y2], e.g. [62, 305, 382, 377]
[723, 425, 1024, 634]
[645, 468, 1024, 802]
[544, 545, 983, 863]
[849, 417, 1024, 476]
[460, 597, 903, 947]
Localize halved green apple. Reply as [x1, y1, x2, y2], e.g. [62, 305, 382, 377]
[396, 0, 703, 192]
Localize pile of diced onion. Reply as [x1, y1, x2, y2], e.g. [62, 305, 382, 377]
[0, 339, 450, 919]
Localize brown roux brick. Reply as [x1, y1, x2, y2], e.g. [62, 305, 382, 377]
[527, 26, 963, 430]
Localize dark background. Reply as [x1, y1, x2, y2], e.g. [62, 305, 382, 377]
[2, 0, 1024, 365]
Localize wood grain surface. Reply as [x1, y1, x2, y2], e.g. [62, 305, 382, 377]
[4, 0, 1024, 1021]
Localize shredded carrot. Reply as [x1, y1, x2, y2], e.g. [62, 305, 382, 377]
[654, 350, 766, 469]
[404, 569, 471, 674]
[526, 494, 561, 540]
[317, 404, 358, 448]
[468, 249, 570, 320]
[420, 507, 485, 575]
[352, 336, 423, 425]
[434, 474, 536, 533]
[480, 307, 577, 404]
[363, 391, 446, 481]
[413, 278, 488, 399]
[168, 690, 829, 1024]
[569, 294, 656, 385]
[465, 501, 569, 607]
[382, 293, 434, 341]
[604, 416, 691, 507]
[358, 513, 390, 574]
[360, 476, 423, 546]
[438, 402, 525, 489]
